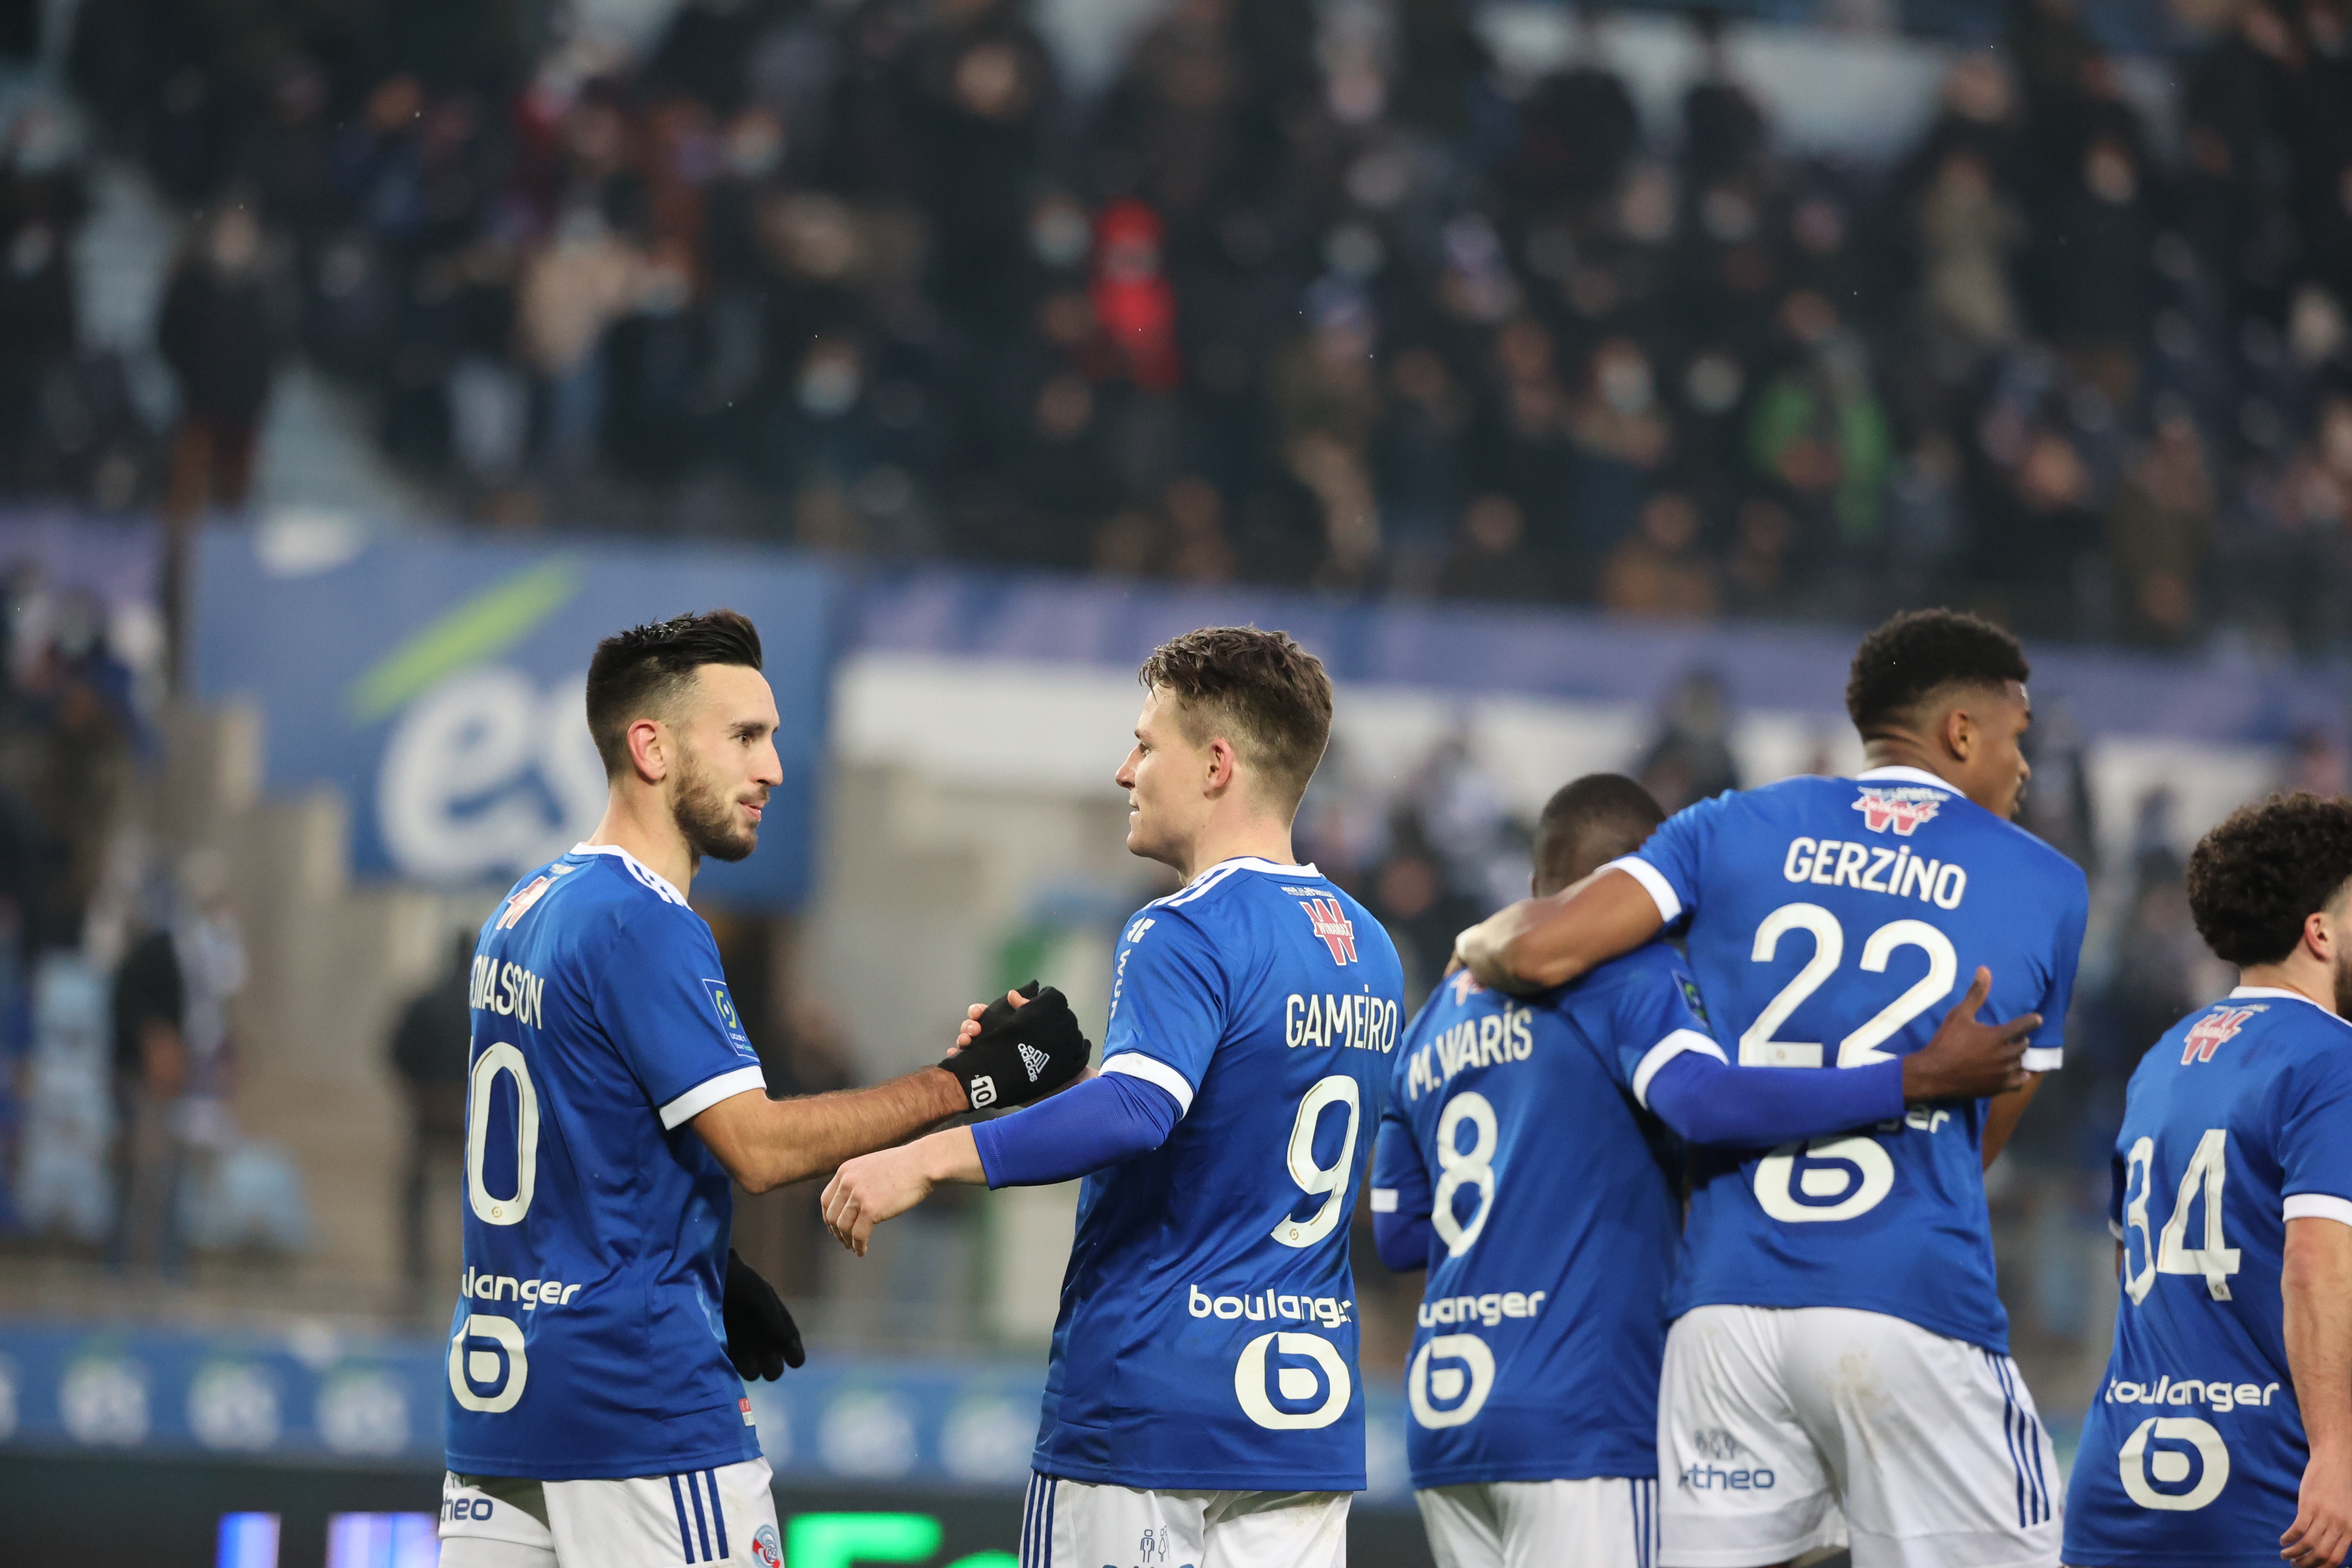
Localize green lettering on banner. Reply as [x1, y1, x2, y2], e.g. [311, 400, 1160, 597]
[945, 1556, 1020, 1568]
[787, 1513, 943, 1568]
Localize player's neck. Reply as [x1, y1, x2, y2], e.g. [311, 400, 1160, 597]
[1860, 739, 1966, 795]
[584, 794, 697, 900]
[2236, 958, 2341, 1017]
[1172, 819, 1298, 884]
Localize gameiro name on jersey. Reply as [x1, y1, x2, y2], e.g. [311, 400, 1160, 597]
[445, 844, 770, 1481]
[1370, 943, 1704, 1488]
[1033, 856, 1405, 1491]
[1614, 766, 2088, 1353]
[2065, 988, 2352, 1567]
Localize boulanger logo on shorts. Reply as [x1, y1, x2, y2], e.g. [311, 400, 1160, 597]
[1679, 1427, 1775, 1492]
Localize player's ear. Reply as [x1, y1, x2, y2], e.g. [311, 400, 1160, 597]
[1942, 702, 1975, 764]
[1204, 735, 1238, 794]
[627, 716, 669, 783]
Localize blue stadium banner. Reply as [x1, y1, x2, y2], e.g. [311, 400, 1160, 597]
[190, 521, 836, 908]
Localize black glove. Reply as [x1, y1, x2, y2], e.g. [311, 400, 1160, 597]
[941, 980, 1092, 1111]
[723, 1248, 804, 1381]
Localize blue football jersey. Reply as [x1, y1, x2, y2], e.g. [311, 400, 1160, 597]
[2065, 988, 2352, 1567]
[443, 844, 771, 1481]
[1032, 856, 1406, 1490]
[1369, 943, 1703, 1488]
[1623, 766, 2088, 1351]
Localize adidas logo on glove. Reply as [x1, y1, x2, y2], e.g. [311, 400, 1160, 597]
[1018, 1041, 1050, 1082]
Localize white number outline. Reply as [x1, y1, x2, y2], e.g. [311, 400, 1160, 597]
[1271, 1075, 1360, 1249]
[1430, 1092, 1500, 1257]
[1740, 904, 1960, 1070]
[466, 1043, 539, 1227]
[2154, 1128, 2240, 1301]
[2122, 1135, 2158, 1304]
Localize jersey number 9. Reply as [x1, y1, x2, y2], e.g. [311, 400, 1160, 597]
[1273, 1075, 1360, 1249]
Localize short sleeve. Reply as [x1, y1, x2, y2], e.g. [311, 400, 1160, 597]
[2278, 1044, 2352, 1227]
[1369, 1099, 1432, 1222]
[1615, 793, 1727, 926]
[1574, 946, 1728, 1110]
[2022, 873, 2089, 1072]
[591, 910, 768, 1129]
[1097, 909, 1226, 1117]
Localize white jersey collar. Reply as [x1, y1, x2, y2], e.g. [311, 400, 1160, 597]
[2228, 985, 2339, 1016]
[1190, 854, 1321, 883]
[569, 842, 688, 906]
[1853, 765, 1957, 793]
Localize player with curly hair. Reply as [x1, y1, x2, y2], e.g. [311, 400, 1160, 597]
[2065, 793, 2352, 1568]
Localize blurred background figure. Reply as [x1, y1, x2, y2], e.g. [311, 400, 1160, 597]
[387, 929, 471, 1302]
[107, 886, 184, 1272]
[157, 205, 282, 515]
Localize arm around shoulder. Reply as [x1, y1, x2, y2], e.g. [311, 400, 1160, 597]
[1458, 865, 1667, 993]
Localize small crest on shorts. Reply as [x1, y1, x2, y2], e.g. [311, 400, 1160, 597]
[752, 1524, 783, 1568]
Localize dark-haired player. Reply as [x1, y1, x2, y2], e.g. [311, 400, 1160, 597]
[823, 626, 1405, 1568]
[437, 611, 1089, 1568]
[1376, 775, 2038, 1568]
[1457, 609, 2086, 1568]
[2065, 794, 2352, 1568]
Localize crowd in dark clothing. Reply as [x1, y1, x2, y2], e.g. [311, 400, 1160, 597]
[42, 0, 2352, 654]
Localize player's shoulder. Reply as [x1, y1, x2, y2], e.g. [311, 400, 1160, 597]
[1574, 938, 1695, 1003]
[1836, 768, 2086, 896]
[1133, 857, 1385, 946]
[528, 845, 708, 948]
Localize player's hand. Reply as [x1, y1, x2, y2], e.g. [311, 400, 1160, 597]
[952, 980, 1036, 1055]
[938, 982, 1090, 1111]
[2283, 1447, 2352, 1568]
[721, 1248, 805, 1381]
[1900, 967, 2037, 1103]
[821, 1146, 934, 1256]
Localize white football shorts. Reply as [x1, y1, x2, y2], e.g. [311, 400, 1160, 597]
[436, 1458, 782, 1568]
[1416, 1476, 1662, 1568]
[1658, 1305, 2060, 1568]
[1018, 1470, 1351, 1568]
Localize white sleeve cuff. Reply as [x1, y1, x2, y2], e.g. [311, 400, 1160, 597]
[1631, 1028, 1728, 1109]
[1604, 856, 1683, 925]
[1369, 1187, 1399, 1213]
[658, 1064, 770, 1130]
[2109, 1217, 2125, 1240]
[2021, 1047, 2064, 1073]
[2284, 1193, 2352, 1230]
[1102, 1052, 1196, 1117]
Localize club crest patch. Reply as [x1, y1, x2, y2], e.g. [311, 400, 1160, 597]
[1300, 897, 1358, 965]
[1852, 785, 1945, 836]
[2182, 1005, 2263, 1064]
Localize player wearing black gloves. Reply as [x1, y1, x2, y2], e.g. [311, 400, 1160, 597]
[722, 1249, 805, 1381]
[940, 979, 1093, 1110]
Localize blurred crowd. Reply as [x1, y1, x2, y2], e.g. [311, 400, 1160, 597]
[4, 0, 2342, 652]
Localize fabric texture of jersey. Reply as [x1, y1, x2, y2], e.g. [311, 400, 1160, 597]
[1623, 766, 2089, 1353]
[444, 845, 769, 1482]
[1031, 857, 1405, 1491]
[2064, 987, 2352, 1567]
[1370, 944, 1699, 1487]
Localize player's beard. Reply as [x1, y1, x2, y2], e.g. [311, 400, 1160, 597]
[672, 748, 760, 865]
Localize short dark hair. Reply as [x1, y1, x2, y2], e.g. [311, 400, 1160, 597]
[1846, 609, 2030, 739]
[585, 609, 763, 777]
[2186, 793, 2352, 967]
[1533, 774, 1666, 896]
[1137, 626, 1334, 817]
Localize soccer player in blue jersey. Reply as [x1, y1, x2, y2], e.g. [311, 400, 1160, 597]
[1375, 774, 2042, 1568]
[435, 612, 1090, 1568]
[1457, 609, 2088, 1568]
[822, 626, 1407, 1568]
[2064, 795, 2352, 1568]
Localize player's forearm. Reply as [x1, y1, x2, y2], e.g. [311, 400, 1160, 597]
[1977, 1074, 2043, 1170]
[702, 1066, 966, 1192]
[1459, 868, 1662, 995]
[2285, 1217, 2352, 1463]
